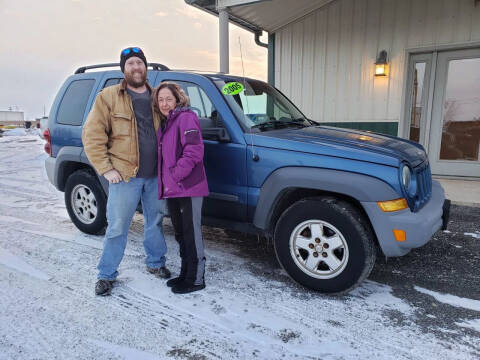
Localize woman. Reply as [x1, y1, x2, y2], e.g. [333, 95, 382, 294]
[153, 81, 209, 294]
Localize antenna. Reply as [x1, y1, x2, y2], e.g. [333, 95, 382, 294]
[238, 37, 259, 162]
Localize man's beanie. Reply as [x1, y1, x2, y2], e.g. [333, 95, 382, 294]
[120, 47, 147, 73]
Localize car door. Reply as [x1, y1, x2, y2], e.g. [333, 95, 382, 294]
[155, 74, 248, 222]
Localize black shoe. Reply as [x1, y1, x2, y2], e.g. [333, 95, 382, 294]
[171, 281, 205, 294]
[95, 279, 114, 296]
[147, 266, 171, 279]
[167, 259, 188, 287]
[166, 276, 184, 287]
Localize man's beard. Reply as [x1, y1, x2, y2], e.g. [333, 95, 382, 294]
[124, 69, 147, 88]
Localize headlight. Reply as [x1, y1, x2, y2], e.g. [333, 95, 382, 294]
[401, 165, 411, 191]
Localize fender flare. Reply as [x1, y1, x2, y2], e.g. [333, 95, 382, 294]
[253, 167, 399, 231]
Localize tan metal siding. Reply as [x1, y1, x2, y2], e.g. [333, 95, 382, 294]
[471, 1, 480, 40]
[274, 0, 480, 128]
[298, 15, 315, 116]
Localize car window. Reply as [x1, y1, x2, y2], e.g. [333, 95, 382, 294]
[56, 79, 95, 126]
[214, 78, 310, 132]
[174, 81, 223, 132]
[103, 78, 122, 88]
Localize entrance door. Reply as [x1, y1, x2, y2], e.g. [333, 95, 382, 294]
[404, 53, 433, 146]
[428, 48, 480, 177]
[405, 48, 480, 177]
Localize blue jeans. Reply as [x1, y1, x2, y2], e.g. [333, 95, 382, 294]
[97, 177, 167, 280]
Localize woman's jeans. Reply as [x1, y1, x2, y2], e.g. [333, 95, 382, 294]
[97, 177, 167, 280]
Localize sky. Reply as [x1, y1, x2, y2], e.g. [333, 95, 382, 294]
[0, 0, 268, 119]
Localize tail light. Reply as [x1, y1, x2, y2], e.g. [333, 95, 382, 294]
[43, 129, 52, 156]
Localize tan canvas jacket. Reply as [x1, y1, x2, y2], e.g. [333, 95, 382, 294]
[82, 80, 160, 182]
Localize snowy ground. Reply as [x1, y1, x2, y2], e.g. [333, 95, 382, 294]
[0, 135, 479, 360]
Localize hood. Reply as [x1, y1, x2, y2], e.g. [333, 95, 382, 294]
[249, 126, 427, 168]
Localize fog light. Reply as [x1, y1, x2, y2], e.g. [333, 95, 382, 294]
[393, 229, 406, 242]
[377, 198, 408, 212]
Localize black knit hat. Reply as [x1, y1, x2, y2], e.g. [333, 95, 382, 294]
[120, 47, 147, 73]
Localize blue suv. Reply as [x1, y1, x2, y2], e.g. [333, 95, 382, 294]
[44, 63, 450, 294]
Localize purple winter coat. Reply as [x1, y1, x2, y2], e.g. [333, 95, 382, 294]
[157, 108, 209, 199]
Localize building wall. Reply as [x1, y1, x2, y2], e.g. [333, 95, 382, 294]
[0, 111, 24, 122]
[274, 0, 480, 135]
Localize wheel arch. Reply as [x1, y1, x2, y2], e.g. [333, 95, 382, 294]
[253, 167, 398, 239]
[55, 146, 106, 195]
[58, 161, 95, 192]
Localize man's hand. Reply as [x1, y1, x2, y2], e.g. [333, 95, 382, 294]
[104, 169, 123, 184]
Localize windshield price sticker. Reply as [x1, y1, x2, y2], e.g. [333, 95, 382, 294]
[222, 82, 244, 96]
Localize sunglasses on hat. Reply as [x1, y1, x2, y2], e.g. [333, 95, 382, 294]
[122, 47, 141, 55]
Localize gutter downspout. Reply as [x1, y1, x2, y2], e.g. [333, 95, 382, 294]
[267, 33, 275, 86]
[255, 31, 268, 48]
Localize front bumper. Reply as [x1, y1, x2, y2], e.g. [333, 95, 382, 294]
[362, 180, 446, 257]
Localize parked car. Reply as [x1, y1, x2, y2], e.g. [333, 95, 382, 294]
[44, 63, 450, 294]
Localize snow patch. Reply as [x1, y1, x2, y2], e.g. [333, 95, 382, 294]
[0, 247, 50, 280]
[122, 268, 357, 358]
[352, 280, 413, 314]
[0, 215, 39, 226]
[455, 319, 480, 332]
[1, 193, 29, 208]
[3, 128, 27, 136]
[89, 340, 162, 360]
[414, 286, 480, 312]
[18, 229, 142, 257]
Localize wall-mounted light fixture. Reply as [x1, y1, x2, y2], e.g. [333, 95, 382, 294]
[375, 50, 388, 77]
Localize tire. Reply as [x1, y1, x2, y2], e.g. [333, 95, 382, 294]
[64, 169, 107, 235]
[274, 197, 376, 294]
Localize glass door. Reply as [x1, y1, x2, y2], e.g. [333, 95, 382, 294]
[404, 53, 433, 146]
[428, 48, 480, 177]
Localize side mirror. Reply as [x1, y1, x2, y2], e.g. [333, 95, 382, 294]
[203, 127, 231, 142]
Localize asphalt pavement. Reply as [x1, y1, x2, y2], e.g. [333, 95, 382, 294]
[370, 204, 480, 347]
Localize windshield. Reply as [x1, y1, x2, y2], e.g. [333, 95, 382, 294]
[214, 78, 313, 132]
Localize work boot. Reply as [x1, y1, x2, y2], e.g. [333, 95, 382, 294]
[171, 281, 205, 294]
[146, 266, 171, 279]
[95, 279, 114, 296]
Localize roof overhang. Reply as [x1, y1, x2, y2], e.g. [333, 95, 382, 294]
[185, 0, 335, 33]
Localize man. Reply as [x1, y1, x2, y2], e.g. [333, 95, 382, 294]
[82, 47, 170, 296]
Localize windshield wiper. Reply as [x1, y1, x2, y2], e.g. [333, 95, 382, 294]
[291, 117, 316, 126]
[250, 120, 287, 131]
[251, 118, 309, 132]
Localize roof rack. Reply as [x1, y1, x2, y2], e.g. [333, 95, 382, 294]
[74, 63, 170, 74]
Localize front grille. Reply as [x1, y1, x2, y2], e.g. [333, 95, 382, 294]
[414, 162, 432, 211]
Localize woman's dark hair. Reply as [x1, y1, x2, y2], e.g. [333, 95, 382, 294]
[152, 81, 190, 120]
